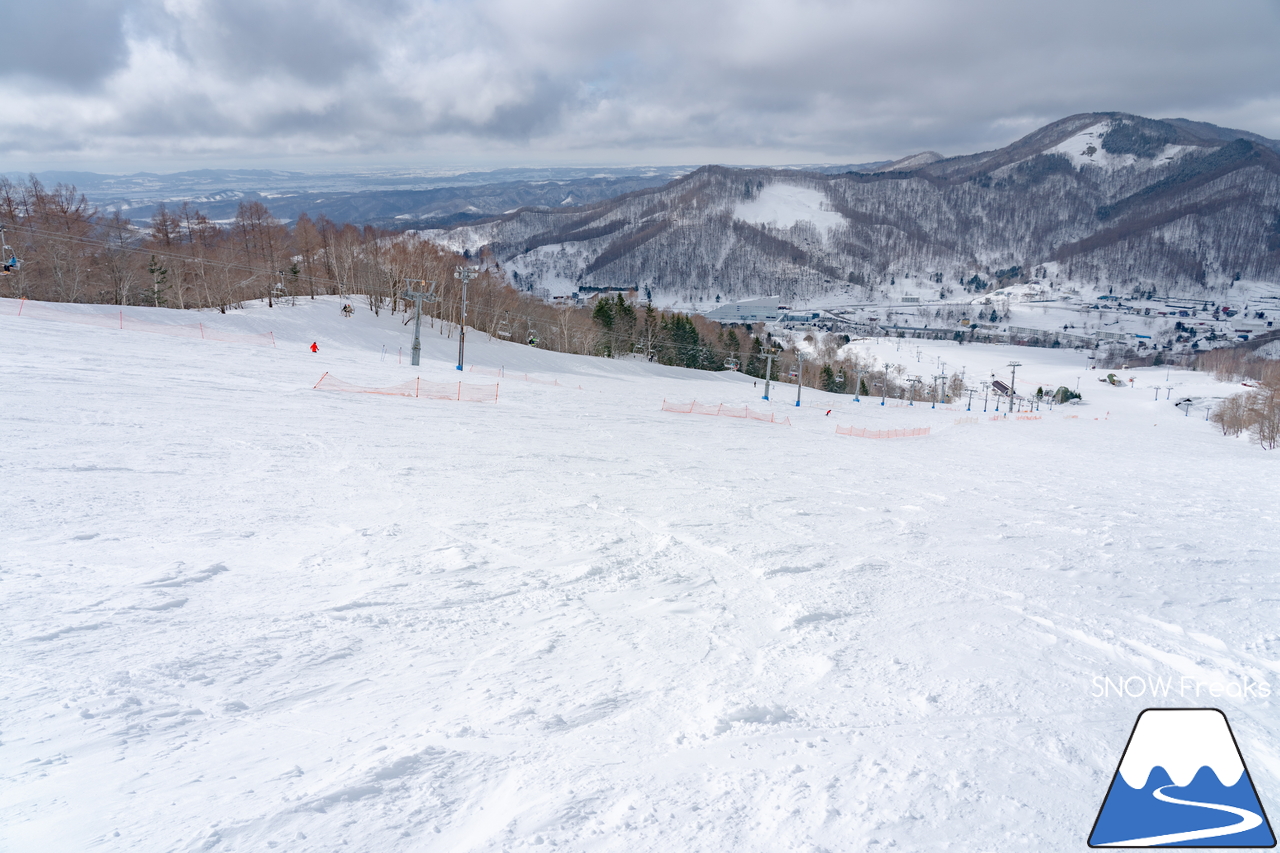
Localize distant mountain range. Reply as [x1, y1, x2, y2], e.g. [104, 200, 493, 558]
[2, 165, 699, 229]
[3, 162, 889, 229]
[428, 113, 1280, 299]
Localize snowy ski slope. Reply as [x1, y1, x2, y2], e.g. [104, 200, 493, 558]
[2, 297, 1277, 852]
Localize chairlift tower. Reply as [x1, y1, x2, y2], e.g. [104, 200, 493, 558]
[795, 351, 804, 407]
[906, 376, 922, 405]
[404, 280, 439, 367]
[455, 266, 477, 371]
[762, 349, 778, 401]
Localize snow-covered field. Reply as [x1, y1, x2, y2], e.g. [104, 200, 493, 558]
[734, 185, 845, 234]
[2, 297, 1277, 852]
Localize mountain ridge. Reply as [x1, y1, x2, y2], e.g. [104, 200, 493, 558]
[431, 113, 1280, 300]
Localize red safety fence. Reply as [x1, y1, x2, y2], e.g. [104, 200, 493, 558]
[835, 425, 931, 438]
[468, 364, 584, 389]
[313, 373, 498, 402]
[662, 399, 790, 425]
[0, 297, 276, 347]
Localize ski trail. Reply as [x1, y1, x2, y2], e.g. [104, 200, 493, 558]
[1102, 784, 1264, 847]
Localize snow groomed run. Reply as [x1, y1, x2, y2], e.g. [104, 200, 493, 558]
[0, 296, 277, 347]
[2, 295, 1277, 852]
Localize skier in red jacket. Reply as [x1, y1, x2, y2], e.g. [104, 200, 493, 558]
[310, 342, 319, 353]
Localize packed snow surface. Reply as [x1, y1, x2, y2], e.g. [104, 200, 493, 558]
[734, 184, 845, 233]
[2, 297, 1278, 852]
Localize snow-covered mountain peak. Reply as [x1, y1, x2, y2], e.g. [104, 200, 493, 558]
[1118, 709, 1245, 789]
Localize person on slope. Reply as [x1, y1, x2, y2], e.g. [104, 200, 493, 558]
[310, 342, 319, 353]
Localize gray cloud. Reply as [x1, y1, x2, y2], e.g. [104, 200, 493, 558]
[2, 0, 1279, 170]
[0, 0, 132, 86]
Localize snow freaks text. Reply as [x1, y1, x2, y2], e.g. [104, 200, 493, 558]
[1090, 675, 1272, 701]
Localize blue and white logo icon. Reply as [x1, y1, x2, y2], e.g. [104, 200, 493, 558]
[1090, 708, 1275, 847]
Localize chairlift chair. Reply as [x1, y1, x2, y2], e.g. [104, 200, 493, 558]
[724, 357, 740, 370]
[0, 226, 21, 274]
[497, 311, 513, 338]
[527, 328, 539, 347]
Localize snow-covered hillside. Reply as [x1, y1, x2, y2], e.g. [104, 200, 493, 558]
[3, 297, 1277, 852]
[434, 112, 1280, 304]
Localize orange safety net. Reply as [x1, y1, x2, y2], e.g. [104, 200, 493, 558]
[835, 425, 931, 438]
[313, 373, 498, 402]
[0, 298, 276, 347]
[661, 400, 790, 425]
[469, 364, 584, 389]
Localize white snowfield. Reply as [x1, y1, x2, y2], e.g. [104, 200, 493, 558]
[734, 184, 845, 234]
[2, 297, 1278, 852]
[1048, 121, 1194, 172]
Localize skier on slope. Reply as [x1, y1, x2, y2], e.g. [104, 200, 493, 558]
[310, 342, 319, 353]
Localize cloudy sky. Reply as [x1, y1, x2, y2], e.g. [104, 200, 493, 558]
[4, 0, 1280, 173]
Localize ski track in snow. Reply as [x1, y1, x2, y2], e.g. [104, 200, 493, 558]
[1, 296, 1277, 851]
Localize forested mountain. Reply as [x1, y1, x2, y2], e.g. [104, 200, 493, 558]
[430, 113, 1280, 301]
